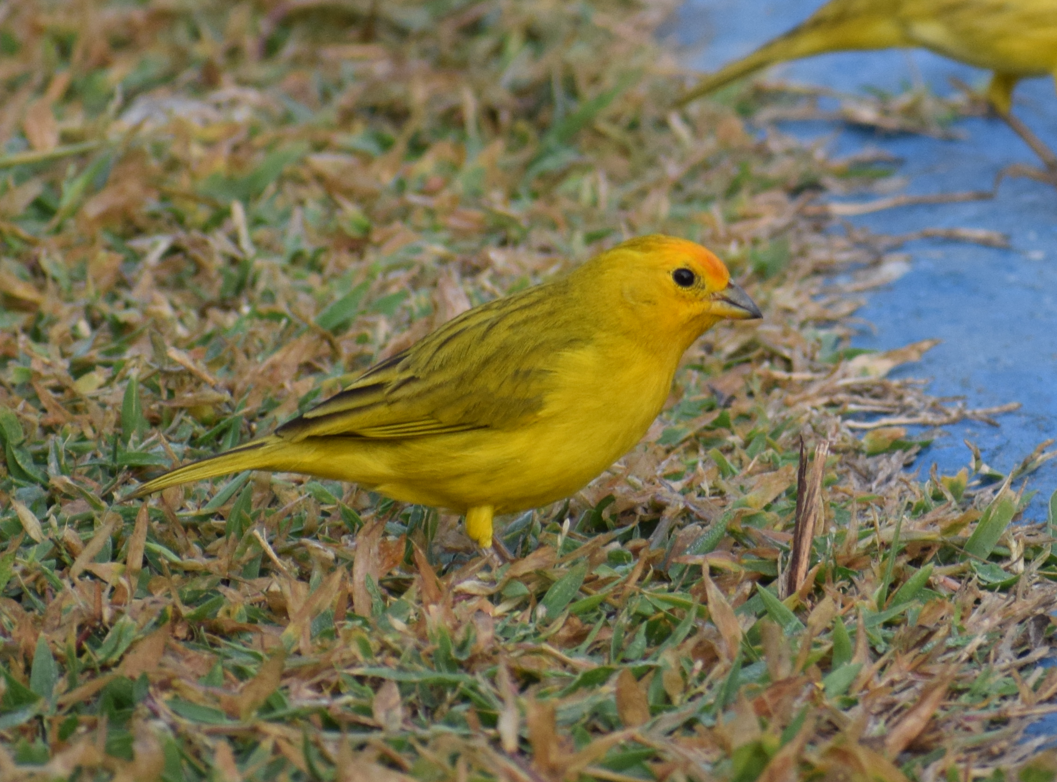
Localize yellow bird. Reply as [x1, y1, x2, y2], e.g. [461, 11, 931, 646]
[130, 235, 761, 550]
[677, 0, 1057, 168]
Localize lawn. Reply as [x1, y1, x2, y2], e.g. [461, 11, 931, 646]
[1, 1, 1056, 780]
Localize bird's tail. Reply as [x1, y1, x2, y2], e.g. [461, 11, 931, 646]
[677, 9, 903, 106]
[677, 42, 794, 106]
[127, 436, 284, 499]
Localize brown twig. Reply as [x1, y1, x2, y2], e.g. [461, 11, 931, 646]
[785, 438, 830, 598]
[882, 227, 1009, 249]
[806, 190, 993, 218]
[843, 401, 1020, 430]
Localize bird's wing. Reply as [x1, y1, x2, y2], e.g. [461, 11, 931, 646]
[276, 281, 587, 441]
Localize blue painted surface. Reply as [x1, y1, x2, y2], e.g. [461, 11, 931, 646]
[675, 0, 1057, 519]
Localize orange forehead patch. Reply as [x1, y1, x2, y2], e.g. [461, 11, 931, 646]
[624, 235, 730, 287]
[668, 237, 729, 285]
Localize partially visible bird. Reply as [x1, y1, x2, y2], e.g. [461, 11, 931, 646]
[677, 0, 1057, 171]
[130, 235, 761, 551]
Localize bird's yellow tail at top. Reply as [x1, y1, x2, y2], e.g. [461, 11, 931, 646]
[127, 438, 284, 499]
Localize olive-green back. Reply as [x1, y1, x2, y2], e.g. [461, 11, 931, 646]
[277, 276, 591, 441]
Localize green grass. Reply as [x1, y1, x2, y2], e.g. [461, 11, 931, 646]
[1, 1, 1056, 780]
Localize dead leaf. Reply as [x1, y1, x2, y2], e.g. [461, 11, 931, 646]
[496, 661, 520, 753]
[32, 738, 106, 782]
[57, 674, 120, 709]
[213, 740, 241, 782]
[738, 463, 797, 510]
[433, 266, 472, 325]
[23, 98, 58, 151]
[718, 692, 762, 751]
[62, 526, 85, 557]
[372, 679, 403, 732]
[659, 649, 686, 704]
[862, 427, 908, 455]
[126, 503, 149, 580]
[73, 370, 107, 396]
[755, 710, 816, 782]
[120, 624, 171, 679]
[121, 721, 167, 782]
[235, 653, 285, 721]
[615, 668, 650, 727]
[884, 675, 953, 756]
[12, 500, 44, 543]
[819, 742, 911, 782]
[335, 750, 416, 782]
[526, 698, 565, 779]
[703, 572, 741, 660]
[70, 514, 118, 578]
[0, 178, 44, 218]
[759, 621, 792, 683]
[305, 153, 383, 198]
[352, 519, 385, 617]
[79, 175, 153, 229]
[281, 569, 342, 653]
[844, 339, 940, 379]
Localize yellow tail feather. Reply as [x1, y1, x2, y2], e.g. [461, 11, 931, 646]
[677, 46, 787, 105]
[127, 437, 281, 499]
[677, 15, 902, 106]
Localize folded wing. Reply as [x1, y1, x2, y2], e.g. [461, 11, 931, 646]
[276, 280, 588, 442]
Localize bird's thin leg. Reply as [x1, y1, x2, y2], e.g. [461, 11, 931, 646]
[954, 74, 1057, 185]
[466, 504, 514, 563]
[992, 114, 1057, 188]
[999, 111, 1057, 172]
[490, 535, 515, 564]
[995, 162, 1057, 187]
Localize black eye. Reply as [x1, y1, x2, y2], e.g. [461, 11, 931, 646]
[672, 268, 696, 288]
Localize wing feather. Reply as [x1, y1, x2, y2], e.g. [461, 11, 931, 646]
[277, 278, 589, 442]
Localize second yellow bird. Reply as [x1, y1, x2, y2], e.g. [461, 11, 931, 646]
[678, 0, 1057, 116]
[131, 236, 761, 549]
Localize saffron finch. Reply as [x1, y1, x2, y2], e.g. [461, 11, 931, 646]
[131, 235, 762, 549]
[677, 0, 1057, 169]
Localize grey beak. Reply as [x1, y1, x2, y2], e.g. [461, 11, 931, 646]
[715, 281, 762, 320]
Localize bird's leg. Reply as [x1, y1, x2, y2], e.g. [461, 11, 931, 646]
[995, 161, 1057, 188]
[490, 535, 514, 563]
[991, 111, 1057, 188]
[464, 504, 495, 549]
[466, 504, 514, 563]
[998, 111, 1057, 174]
[959, 73, 1057, 186]
[993, 129, 1057, 188]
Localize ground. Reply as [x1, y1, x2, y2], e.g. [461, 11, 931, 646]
[1, 1, 1056, 780]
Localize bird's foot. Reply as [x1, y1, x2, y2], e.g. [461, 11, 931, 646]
[950, 78, 1057, 189]
[999, 112, 1057, 173]
[995, 162, 1057, 190]
[487, 535, 515, 564]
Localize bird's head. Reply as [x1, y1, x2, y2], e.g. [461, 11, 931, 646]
[582, 235, 761, 352]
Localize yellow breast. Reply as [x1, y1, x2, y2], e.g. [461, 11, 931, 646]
[362, 335, 684, 514]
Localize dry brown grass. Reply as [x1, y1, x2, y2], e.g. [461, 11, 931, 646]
[0, 1, 1056, 780]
